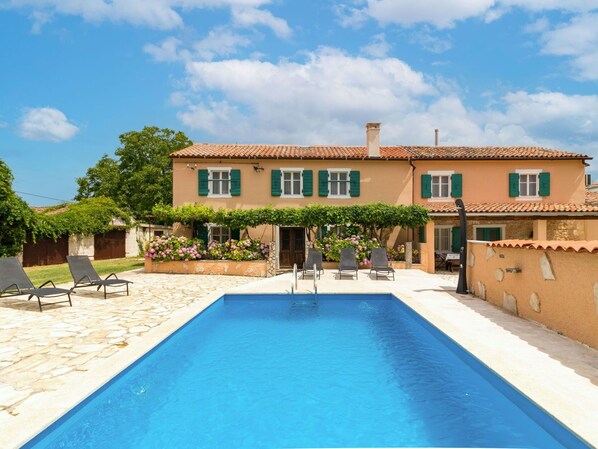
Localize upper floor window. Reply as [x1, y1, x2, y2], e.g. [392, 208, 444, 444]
[198, 168, 240, 197]
[209, 169, 231, 197]
[329, 169, 350, 197]
[422, 171, 461, 201]
[510, 170, 549, 199]
[282, 169, 303, 197]
[432, 174, 450, 199]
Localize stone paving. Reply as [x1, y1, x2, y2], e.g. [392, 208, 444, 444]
[0, 269, 255, 444]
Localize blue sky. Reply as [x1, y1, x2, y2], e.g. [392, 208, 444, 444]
[2, 0, 598, 205]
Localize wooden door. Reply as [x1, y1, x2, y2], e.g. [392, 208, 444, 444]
[279, 227, 305, 268]
[22, 236, 69, 267]
[94, 230, 126, 260]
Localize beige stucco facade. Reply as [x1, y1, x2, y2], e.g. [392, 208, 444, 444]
[413, 159, 587, 205]
[173, 157, 413, 208]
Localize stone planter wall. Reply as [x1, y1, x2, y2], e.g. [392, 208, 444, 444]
[145, 258, 268, 277]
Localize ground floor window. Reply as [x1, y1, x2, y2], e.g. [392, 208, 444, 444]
[210, 226, 231, 243]
[475, 226, 503, 241]
[434, 226, 452, 252]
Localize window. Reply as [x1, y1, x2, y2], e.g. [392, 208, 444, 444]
[519, 173, 538, 197]
[282, 169, 303, 197]
[329, 170, 350, 197]
[434, 226, 452, 252]
[423, 170, 456, 200]
[210, 226, 231, 243]
[209, 169, 230, 197]
[432, 175, 450, 198]
[474, 226, 503, 241]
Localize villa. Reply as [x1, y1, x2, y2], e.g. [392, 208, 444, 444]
[170, 122, 598, 271]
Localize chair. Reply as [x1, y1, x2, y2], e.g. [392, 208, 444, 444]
[67, 256, 132, 299]
[370, 248, 395, 280]
[338, 248, 358, 279]
[0, 257, 73, 312]
[302, 248, 324, 279]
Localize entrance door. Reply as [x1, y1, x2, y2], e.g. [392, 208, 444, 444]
[279, 227, 305, 268]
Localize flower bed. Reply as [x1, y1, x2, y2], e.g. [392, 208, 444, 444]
[313, 232, 420, 264]
[144, 235, 270, 277]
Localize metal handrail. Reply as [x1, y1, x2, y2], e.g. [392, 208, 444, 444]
[293, 263, 298, 291]
[313, 263, 318, 302]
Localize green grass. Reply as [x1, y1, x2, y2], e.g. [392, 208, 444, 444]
[25, 257, 145, 287]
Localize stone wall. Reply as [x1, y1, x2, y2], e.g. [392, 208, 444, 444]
[467, 241, 598, 349]
[547, 219, 586, 240]
[145, 259, 268, 277]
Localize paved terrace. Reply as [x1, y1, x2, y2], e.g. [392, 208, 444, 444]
[1, 269, 598, 448]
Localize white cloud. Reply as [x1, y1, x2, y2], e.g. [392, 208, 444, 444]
[534, 13, 598, 80]
[336, 0, 598, 29]
[6, 0, 286, 32]
[360, 33, 390, 58]
[144, 37, 184, 62]
[231, 6, 291, 39]
[409, 27, 452, 53]
[193, 27, 252, 60]
[18, 107, 79, 142]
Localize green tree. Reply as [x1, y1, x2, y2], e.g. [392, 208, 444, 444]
[76, 126, 192, 219]
[0, 160, 36, 256]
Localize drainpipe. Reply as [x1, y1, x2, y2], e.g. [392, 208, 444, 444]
[408, 158, 416, 242]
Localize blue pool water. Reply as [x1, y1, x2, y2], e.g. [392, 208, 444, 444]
[25, 294, 590, 449]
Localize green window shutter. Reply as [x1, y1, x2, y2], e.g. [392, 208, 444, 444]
[302, 170, 313, 196]
[419, 226, 426, 243]
[421, 174, 432, 198]
[539, 172, 550, 196]
[271, 169, 281, 196]
[509, 173, 519, 197]
[451, 173, 463, 198]
[318, 170, 328, 196]
[350, 170, 360, 197]
[198, 169, 209, 196]
[230, 228, 240, 240]
[194, 224, 209, 245]
[230, 169, 241, 196]
[451, 227, 461, 253]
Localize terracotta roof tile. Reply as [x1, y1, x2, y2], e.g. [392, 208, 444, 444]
[488, 240, 598, 253]
[171, 143, 588, 161]
[427, 201, 598, 214]
[585, 191, 598, 205]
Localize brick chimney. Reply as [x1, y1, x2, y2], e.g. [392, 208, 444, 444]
[366, 122, 381, 158]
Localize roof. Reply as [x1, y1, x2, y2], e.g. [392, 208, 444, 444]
[171, 143, 589, 161]
[585, 190, 598, 205]
[427, 201, 598, 215]
[488, 240, 598, 253]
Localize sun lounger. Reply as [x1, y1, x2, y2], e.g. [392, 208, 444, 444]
[302, 248, 324, 279]
[67, 255, 132, 299]
[370, 248, 395, 280]
[0, 257, 73, 311]
[338, 247, 358, 279]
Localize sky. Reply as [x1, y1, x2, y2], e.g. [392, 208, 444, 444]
[1, 0, 598, 206]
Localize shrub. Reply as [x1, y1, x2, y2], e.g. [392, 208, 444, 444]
[314, 232, 381, 264]
[386, 245, 420, 263]
[145, 235, 269, 262]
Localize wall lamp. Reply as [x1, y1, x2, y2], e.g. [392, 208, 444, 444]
[186, 163, 198, 170]
[252, 164, 265, 173]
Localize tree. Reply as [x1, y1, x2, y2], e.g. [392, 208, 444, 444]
[76, 126, 192, 220]
[0, 160, 36, 256]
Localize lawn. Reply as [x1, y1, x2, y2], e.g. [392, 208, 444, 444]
[25, 257, 145, 286]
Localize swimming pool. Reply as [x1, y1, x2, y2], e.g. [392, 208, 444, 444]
[24, 294, 590, 448]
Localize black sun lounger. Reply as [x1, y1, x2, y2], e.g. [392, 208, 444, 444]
[370, 248, 395, 280]
[338, 247, 358, 279]
[302, 248, 324, 279]
[67, 256, 132, 299]
[0, 257, 73, 311]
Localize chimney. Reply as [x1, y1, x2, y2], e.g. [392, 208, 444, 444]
[366, 122, 381, 157]
[435, 129, 439, 146]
